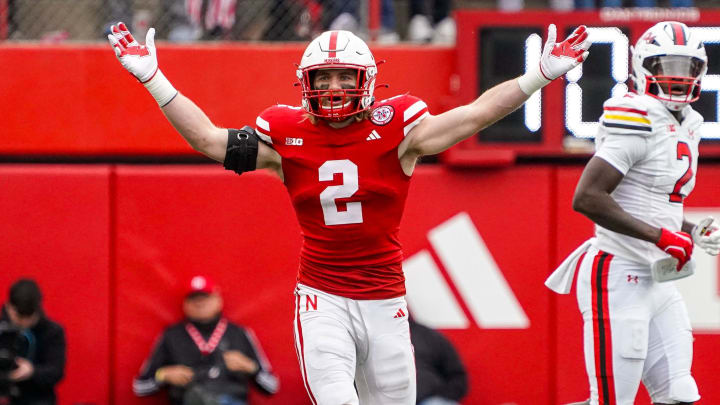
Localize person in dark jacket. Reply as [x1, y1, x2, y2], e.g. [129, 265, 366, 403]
[0, 278, 66, 405]
[133, 275, 279, 405]
[410, 317, 468, 405]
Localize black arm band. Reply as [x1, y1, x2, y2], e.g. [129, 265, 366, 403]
[223, 126, 259, 176]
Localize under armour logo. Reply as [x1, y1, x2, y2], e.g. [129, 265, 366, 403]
[627, 275, 639, 284]
[668, 124, 676, 133]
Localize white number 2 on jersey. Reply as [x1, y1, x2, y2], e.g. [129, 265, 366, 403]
[318, 159, 363, 225]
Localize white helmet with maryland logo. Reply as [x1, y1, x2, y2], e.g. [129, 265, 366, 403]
[631, 21, 708, 111]
[297, 30, 378, 120]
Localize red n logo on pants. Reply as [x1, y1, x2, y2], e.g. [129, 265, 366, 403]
[306, 295, 317, 311]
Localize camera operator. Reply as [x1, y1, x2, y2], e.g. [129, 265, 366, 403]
[0, 278, 66, 405]
[133, 275, 279, 405]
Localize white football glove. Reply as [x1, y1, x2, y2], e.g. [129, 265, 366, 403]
[518, 24, 591, 95]
[107, 22, 177, 106]
[692, 217, 720, 256]
[107, 22, 157, 83]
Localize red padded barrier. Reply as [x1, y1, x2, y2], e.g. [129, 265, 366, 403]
[400, 166, 554, 404]
[113, 165, 553, 405]
[112, 166, 305, 405]
[0, 45, 454, 156]
[0, 165, 111, 405]
[1, 164, 718, 404]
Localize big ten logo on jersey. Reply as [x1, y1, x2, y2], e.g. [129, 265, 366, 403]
[677, 210, 720, 333]
[286, 137, 303, 146]
[403, 212, 529, 330]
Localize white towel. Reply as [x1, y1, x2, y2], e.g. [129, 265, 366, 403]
[545, 238, 595, 294]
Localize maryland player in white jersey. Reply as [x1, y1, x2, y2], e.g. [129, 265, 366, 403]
[566, 22, 720, 405]
[107, 22, 591, 404]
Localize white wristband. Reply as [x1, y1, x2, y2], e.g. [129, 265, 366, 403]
[143, 69, 178, 107]
[517, 65, 551, 96]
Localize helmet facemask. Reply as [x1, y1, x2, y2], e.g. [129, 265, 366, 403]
[642, 55, 706, 108]
[302, 66, 369, 121]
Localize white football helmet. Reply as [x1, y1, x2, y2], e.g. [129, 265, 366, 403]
[297, 30, 377, 120]
[631, 21, 708, 111]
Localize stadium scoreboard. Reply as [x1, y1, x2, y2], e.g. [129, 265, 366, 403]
[453, 9, 720, 161]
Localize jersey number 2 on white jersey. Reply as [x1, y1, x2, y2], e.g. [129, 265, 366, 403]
[670, 141, 693, 203]
[319, 159, 363, 225]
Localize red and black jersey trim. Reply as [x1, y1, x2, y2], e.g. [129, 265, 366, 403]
[603, 106, 648, 116]
[592, 250, 616, 404]
[294, 291, 318, 405]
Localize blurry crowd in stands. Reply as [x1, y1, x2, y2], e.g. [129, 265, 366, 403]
[2, 0, 715, 43]
[103, 0, 457, 44]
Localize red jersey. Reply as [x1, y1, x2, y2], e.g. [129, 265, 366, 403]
[254, 94, 429, 299]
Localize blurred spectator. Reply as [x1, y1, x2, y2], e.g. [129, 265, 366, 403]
[325, 0, 399, 43]
[264, 0, 322, 40]
[407, 0, 455, 44]
[4, 0, 17, 38]
[0, 278, 66, 405]
[159, 0, 239, 41]
[410, 317, 468, 405]
[103, 0, 133, 36]
[133, 275, 279, 405]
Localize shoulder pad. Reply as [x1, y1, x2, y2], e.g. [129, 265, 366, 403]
[600, 94, 653, 137]
[255, 104, 304, 145]
[371, 94, 429, 135]
[683, 107, 704, 130]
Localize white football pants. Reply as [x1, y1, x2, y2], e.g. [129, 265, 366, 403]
[293, 283, 416, 405]
[576, 247, 700, 405]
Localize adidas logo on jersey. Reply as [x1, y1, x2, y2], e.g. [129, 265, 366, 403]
[393, 308, 406, 318]
[366, 130, 381, 141]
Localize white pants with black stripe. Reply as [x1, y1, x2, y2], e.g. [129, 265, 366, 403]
[293, 283, 416, 405]
[576, 247, 700, 405]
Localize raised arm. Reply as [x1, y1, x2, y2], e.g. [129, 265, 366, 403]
[107, 23, 280, 172]
[400, 24, 590, 163]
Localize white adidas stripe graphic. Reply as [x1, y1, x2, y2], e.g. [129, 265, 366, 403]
[403, 212, 529, 329]
[366, 130, 381, 141]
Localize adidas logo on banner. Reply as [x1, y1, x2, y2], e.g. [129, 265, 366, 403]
[393, 308, 406, 319]
[404, 212, 529, 330]
[366, 130, 381, 141]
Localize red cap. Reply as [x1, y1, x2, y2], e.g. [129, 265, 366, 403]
[186, 275, 217, 297]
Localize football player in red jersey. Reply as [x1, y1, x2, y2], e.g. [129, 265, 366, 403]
[108, 24, 590, 405]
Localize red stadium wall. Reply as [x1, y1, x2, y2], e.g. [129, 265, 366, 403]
[2, 164, 719, 405]
[0, 166, 112, 404]
[0, 44, 455, 156]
